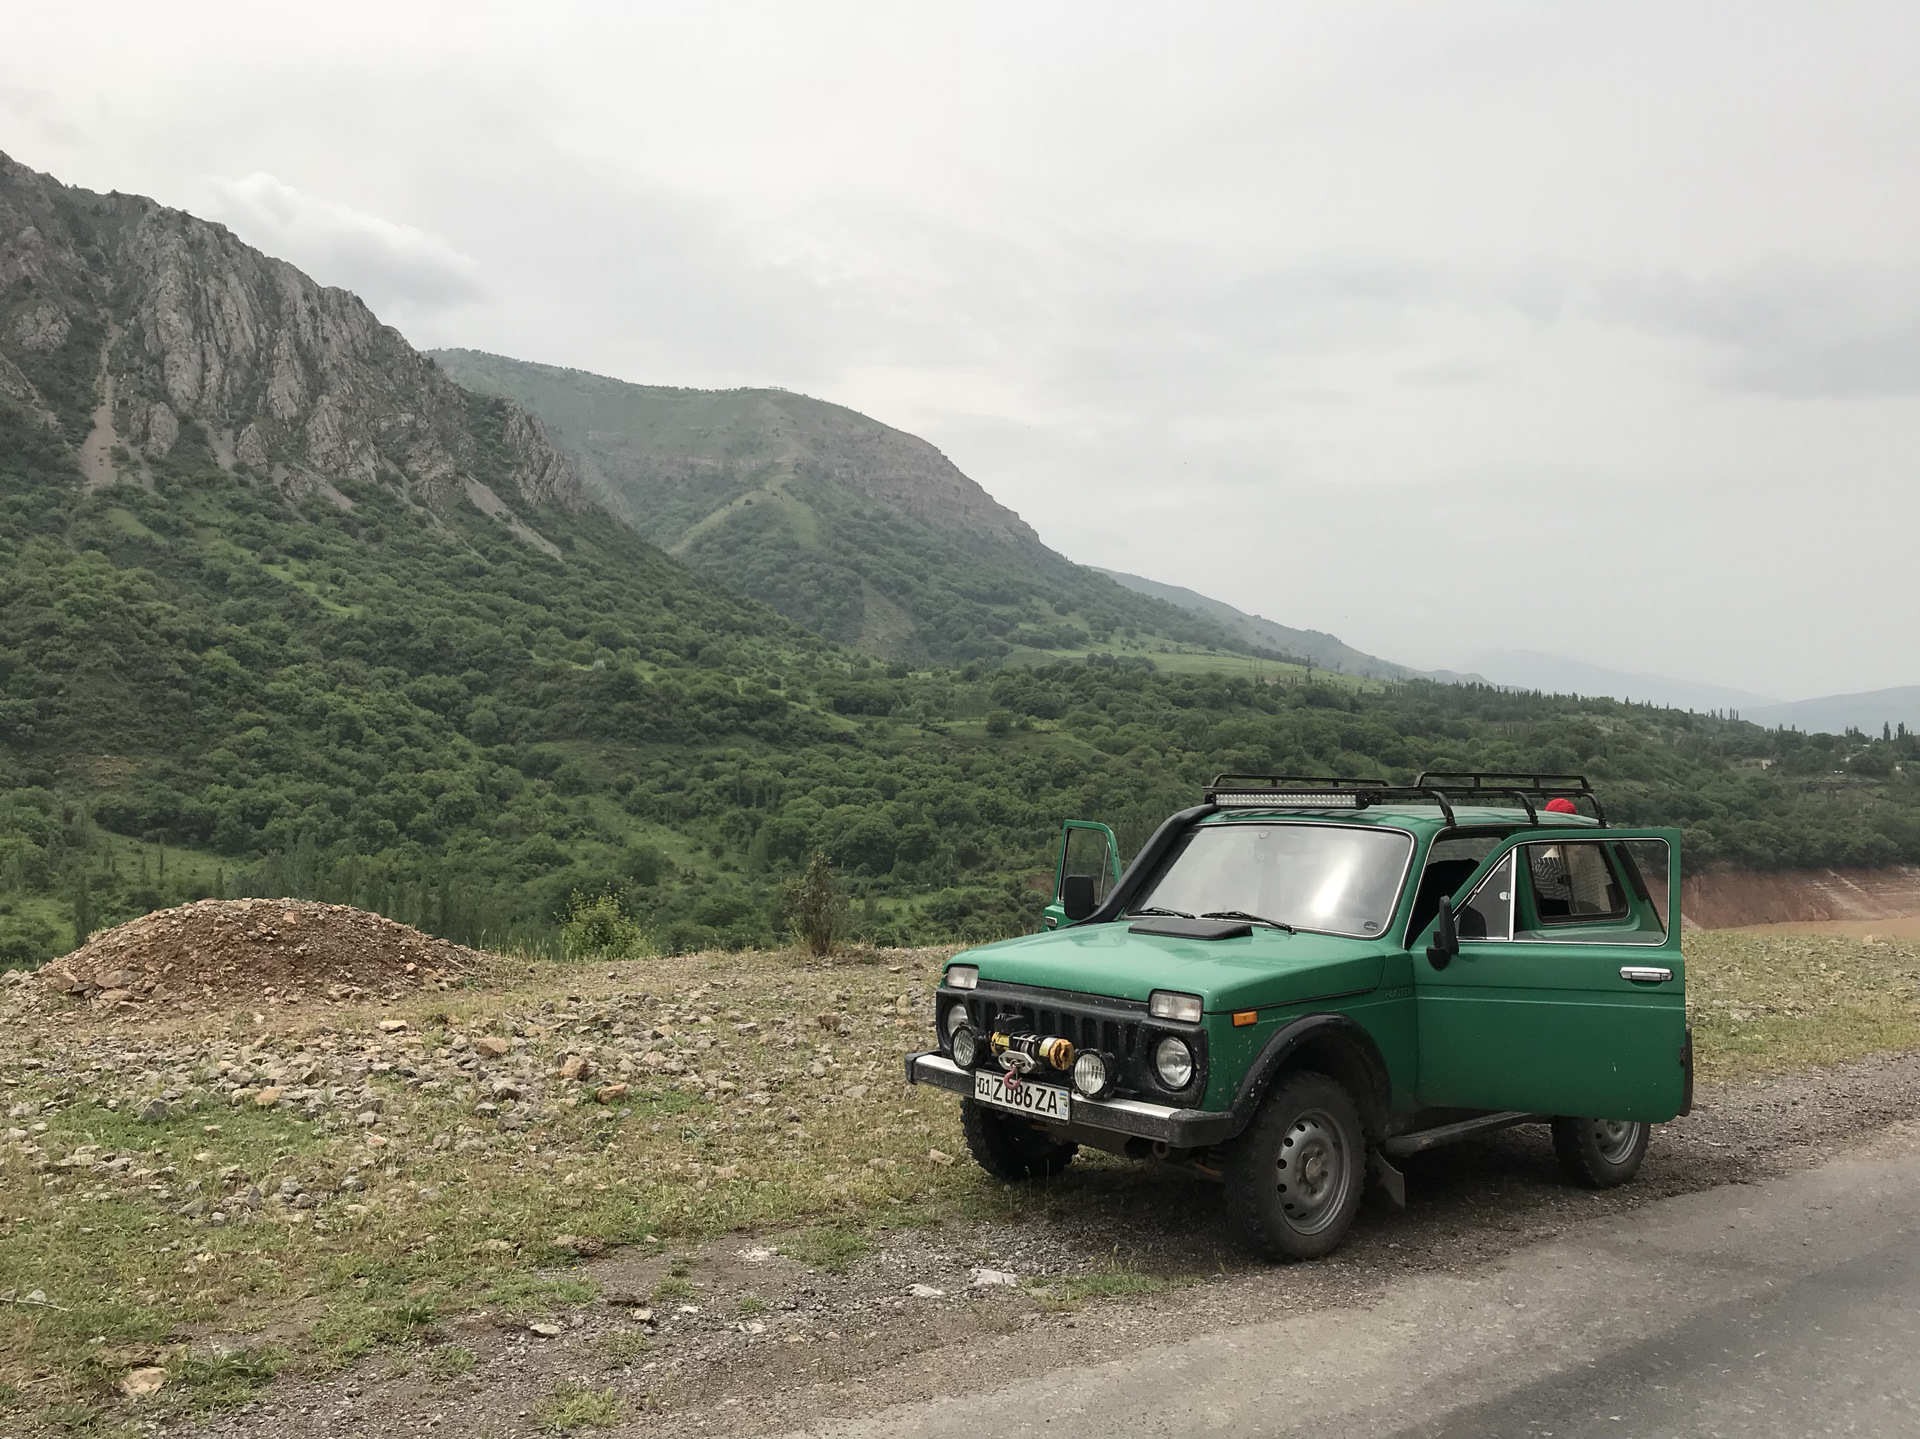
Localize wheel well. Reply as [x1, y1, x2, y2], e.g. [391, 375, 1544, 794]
[1273, 1034, 1389, 1141]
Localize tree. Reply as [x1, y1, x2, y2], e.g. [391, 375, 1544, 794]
[783, 850, 846, 957]
[70, 869, 94, 949]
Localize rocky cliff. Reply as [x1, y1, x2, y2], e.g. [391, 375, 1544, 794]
[0, 152, 580, 530]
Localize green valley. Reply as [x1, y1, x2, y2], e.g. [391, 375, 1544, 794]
[3, 152, 1919, 971]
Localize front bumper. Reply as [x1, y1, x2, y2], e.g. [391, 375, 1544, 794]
[905, 1051, 1240, 1148]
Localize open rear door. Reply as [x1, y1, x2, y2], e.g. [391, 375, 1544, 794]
[1044, 820, 1122, 930]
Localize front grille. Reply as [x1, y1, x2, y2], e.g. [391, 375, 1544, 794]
[945, 981, 1203, 1103]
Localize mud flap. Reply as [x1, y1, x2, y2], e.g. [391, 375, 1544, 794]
[1369, 1147, 1407, 1209]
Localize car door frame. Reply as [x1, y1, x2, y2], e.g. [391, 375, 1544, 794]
[1043, 820, 1123, 930]
[1411, 826, 1686, 1122]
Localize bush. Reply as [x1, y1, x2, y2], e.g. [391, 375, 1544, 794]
[782, 850, 846, 957]
[560, 891, 647, 961]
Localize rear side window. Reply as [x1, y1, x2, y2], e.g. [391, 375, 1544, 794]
[1524, 841, 1628, 926]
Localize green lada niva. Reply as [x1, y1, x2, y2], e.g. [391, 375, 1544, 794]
[906, 773, 1690, 1259]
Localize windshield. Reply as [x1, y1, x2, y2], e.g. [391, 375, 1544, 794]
[1131, 822, 1414, 938]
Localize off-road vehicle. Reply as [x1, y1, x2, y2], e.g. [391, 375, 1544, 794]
[906, 773, 1690, 1258]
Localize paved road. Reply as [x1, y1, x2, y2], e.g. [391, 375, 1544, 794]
[787, 1131, 1920, 1439]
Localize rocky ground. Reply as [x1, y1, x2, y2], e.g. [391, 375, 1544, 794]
[172, 1046, 1920, 1439]
[3, 922, 1917, 1438]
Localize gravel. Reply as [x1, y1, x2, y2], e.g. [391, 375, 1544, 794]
[185, 1045, 1920, 1439]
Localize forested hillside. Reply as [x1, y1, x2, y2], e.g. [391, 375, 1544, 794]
[434, 349, 1287, 668]
[3, 155, 1918, 970]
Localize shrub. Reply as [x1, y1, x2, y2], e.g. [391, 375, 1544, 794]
[782, 850, 845, 957]
[561, 891, 648, 961]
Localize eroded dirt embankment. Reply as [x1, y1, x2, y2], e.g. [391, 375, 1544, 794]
[1685, 864, 1920, 929]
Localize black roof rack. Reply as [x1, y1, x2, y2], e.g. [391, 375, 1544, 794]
[1205, 773, 1606, 828]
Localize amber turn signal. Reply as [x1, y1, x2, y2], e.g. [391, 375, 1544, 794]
[1232, 1010, 1258, 1027]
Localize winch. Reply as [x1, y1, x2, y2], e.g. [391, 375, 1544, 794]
[989, 1029, 1075, 1076]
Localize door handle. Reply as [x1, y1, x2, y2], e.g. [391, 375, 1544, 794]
[1620, 966, 1673, 983]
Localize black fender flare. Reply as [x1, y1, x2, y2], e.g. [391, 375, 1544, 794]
[1225, 1012, 1394, 1143]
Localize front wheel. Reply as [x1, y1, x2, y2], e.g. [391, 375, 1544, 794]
[1551, 1117, 1649, 1188]
[1223, 1070, 1365, 1261]
[960, 1099, 1078, 1181]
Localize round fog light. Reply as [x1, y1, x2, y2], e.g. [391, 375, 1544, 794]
[1072, 1050, 1114, 1099]
[951, 1025, 979, 1068]
[943, 1002, 970, 1040]
[1153, 1036, 1194, 1090]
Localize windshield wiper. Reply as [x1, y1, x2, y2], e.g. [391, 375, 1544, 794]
[1131, 906, 1196, 920]
[1202, 910, 1296, 933]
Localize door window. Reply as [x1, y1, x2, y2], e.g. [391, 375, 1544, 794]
[1609, 839, 1673, 940]
[1061, 823, 1119, 908]
[1456, 850, 1515, 941]
[1525, 842, 1628, 925]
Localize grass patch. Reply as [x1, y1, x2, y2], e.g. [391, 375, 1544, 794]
[1029, 1267, 1171, 1312]
[421, 1345, 476, 1380]
[1686, 931, 1920, 1077]
[589, 1328, 652, 1365]
[172, 1346, 286, 1411]
[782, 1223, 874, 1273]
[648, 1276, 694, 1303]
[534, 1380, 625, 1432]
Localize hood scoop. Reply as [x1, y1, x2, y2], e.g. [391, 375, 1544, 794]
[1127, 915, 1253, 941]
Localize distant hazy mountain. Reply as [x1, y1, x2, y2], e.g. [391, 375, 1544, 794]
[1745, 687, 1920, 736]
[1459, 650, 1781, 714]
[435, 349, 1278, 667]
[1096, 569, 1472, 682]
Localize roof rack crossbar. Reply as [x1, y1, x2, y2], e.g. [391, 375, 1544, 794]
[1203, 773, 1603, 828]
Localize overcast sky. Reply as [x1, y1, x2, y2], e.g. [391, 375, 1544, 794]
[6, 2, 1918, 699]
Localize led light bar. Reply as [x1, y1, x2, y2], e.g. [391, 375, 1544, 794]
[1211, 790, 1361, 808]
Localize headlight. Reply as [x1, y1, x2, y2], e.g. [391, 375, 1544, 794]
[946, 965, 979, 990]
[951, 1025, 979, 1068]
[1148, 990, 1203, 1023]
[1072, 1050, 1115, 1099]
[942, 1002, 970, 1040]
[1153, 1036, 1194, 1089]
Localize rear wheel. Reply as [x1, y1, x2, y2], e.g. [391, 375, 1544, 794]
[960, 1099, 1078, 1181]
[1223, 1071, 1365, 1260]
[1551, 1117, 1649, 1188]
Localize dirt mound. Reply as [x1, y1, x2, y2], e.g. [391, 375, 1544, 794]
[34, 898, 481, 1009]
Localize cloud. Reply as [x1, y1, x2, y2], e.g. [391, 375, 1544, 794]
[1603, 262, 1920, 398]
[205, 172, 484, 311]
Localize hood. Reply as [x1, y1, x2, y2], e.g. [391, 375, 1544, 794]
[956, 923, 1387, 1013]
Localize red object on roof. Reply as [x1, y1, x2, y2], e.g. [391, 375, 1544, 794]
[1545, 797, 1580, 814]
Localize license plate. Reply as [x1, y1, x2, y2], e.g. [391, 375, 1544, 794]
[973, 1070, 1072, 1122]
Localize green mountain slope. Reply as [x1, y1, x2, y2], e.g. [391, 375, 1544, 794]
[1094, 568, 1461, 682]
[4, 155, 1918, 971]
[433, 349, 1287, 669]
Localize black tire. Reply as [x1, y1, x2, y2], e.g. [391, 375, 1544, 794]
[960, 1099, 1078, 1181]
[1223, 1070, 1365, 1261]
[1551, 1117, 1649, 1188]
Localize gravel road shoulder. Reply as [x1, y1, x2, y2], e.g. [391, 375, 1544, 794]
[195, 1045, 1920, 1439]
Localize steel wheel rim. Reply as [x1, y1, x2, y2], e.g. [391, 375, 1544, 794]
[1274, 1107, 1351, 1234]
[1591, 1119, 1642, 1164]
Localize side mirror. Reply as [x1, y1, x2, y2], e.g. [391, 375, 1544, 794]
[1427, 895, 1459, 969]
[1061, 873, 1097, 922]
